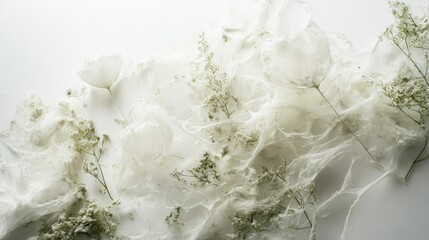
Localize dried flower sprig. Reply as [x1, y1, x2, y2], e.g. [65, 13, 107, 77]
[257, 161, 315, 230]
[193, 33, 240, 121]
[381, 1, 429, 180]
[227, 160, 316, 240]
[228, 130, 260, 148]
[285, 186, 316, 231]
[38, 187, 118, 240]
[228, 210, 278, 240]
[165, 206, 184, 228]
[71, 117, 114, 201]
[257, 159, 289, 184]
[383, 1, 429, 86]
[381, 73, 429, 125]
[229, 191, 315, 240]
[208, 123, 260, 148]
[171, 152, 221, 185]
[19, 94, 45, 122]
[229, 186, 315, 239]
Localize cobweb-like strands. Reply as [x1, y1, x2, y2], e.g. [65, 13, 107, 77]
[1, 0, 428, 239]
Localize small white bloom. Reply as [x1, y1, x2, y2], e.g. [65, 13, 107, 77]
[78, 54, 123, 89]
[263, 22, 331, 88]
[120, 119, 174, 162]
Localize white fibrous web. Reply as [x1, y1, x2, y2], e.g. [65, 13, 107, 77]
[1, 1, 428, 240]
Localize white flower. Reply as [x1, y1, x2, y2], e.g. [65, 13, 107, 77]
[78, 54, 123, 89]
[120, 119, 174, 162]
[263, 22, 331, 88]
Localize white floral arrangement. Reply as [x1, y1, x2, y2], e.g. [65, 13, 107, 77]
[0, 1, 428, 240]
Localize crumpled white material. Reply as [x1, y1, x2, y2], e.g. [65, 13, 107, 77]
[1, 0, 428, 239]
[0, 97, 84, 238]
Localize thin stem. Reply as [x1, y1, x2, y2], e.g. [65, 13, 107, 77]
[96, 159, 114, 201]
[416, 154, 429, 162]
[395, 43, 429, 87]
[315, 86, 378, 163]
[397, 107, 420, 125]
[90, 147, 114, 201]
[288, 189, 312, 230]
[405, 136, 428, 180]
[407, 13, 429, 46]
[81, 149, 94, 156]
[223, 104, 231, 118]
[393, 42, 428, 179]
[404, 37, 411, 56]
[293, 225, 313, 230]
[425, 58, 429, 78]
[416, 46, 429, 51]
[301, 210, 312, 229]
[107, 88, 127, 122]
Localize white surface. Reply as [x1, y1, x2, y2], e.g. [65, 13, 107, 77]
[0, 0, 228, 126]
[1, 0, 429, 240]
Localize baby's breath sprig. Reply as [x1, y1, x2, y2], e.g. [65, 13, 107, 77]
[21, 95, 45, 122]
[228, 182, 316, 240]
[381, 1, 429, 180]
[257, 161, 315, 230]
[208, 123, 260, 147]
[228, 130, 260, 148]
[38, 188, 118, 240]
[171, 152, 221, 185]
[383, 1, 429, 86]
[193, 33, 240, 121]
[228, 210, 279, 240]
[285, 186, 316, 231]
[165, 206, 184, 228]
[381, 73, 429, 125]
[227, 158, 316, 240]
[257, 159, 289, 185]
[71, 118, 114, 201]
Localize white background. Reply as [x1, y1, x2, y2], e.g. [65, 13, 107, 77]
[1, 0, 429, 239]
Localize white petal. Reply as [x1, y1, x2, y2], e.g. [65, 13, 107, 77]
[120, 119, 173, 162]
[78, 54, 123, 89]
[264, 22, 331, 88]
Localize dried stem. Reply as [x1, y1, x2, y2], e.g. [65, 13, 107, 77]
[314, 85, 378, 163]
[405, 136, 428, 180]
[107, 88, 127, 123]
